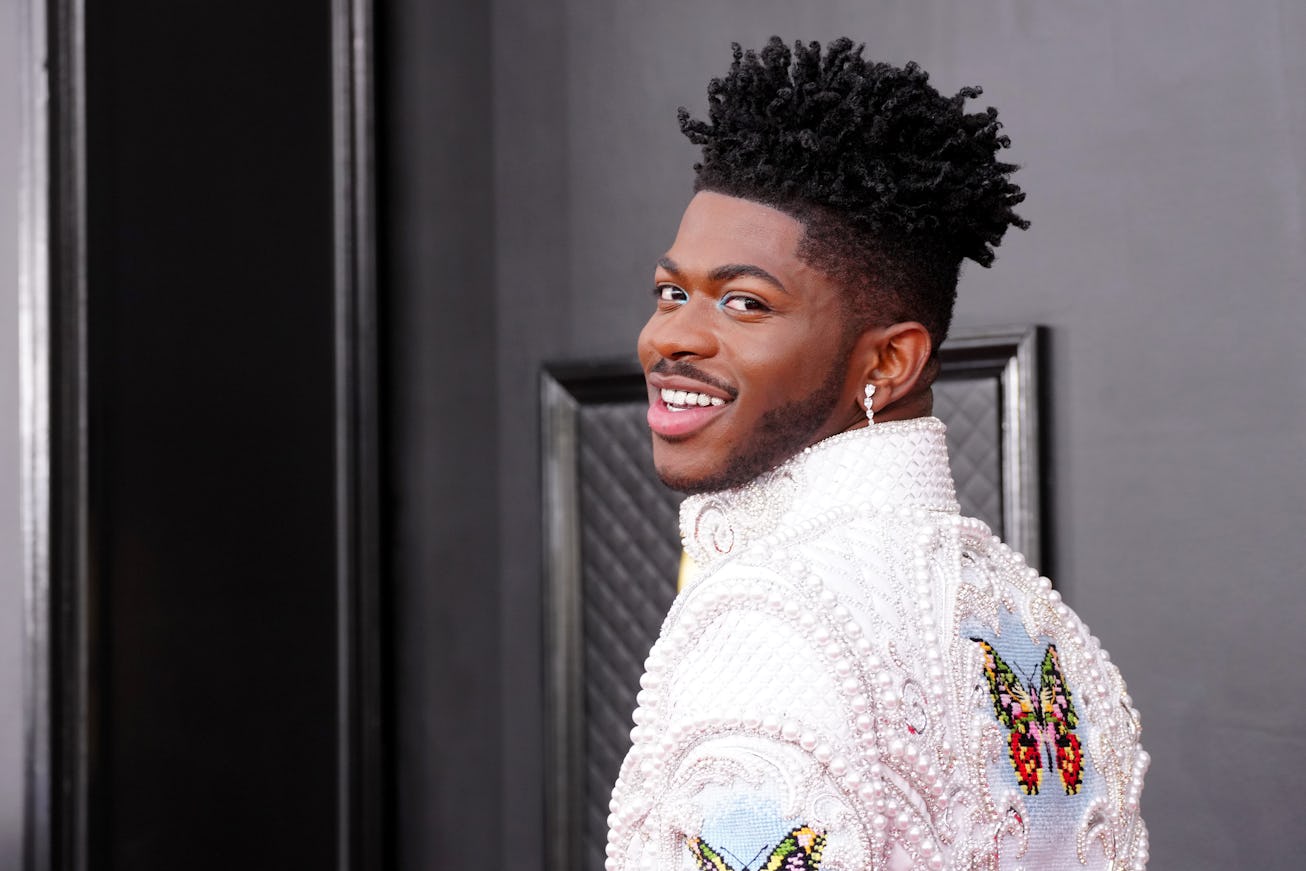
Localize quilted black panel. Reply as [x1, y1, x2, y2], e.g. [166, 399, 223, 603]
[576, 401, 681, 871]
[568, 374, 1007, 871]
[933, 375, 1003, 534]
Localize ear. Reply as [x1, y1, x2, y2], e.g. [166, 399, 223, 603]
[849, 321, 934, 412]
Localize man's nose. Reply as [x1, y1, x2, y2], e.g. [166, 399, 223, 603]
[641, 301, 719, 360]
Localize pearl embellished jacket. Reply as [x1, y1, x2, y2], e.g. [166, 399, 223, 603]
[606, 418, 1148, 870]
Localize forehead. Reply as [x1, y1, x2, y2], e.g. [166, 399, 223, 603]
[664, 192, 809, 274]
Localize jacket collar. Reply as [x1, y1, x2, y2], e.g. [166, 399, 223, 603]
[679, 417, 959, 572]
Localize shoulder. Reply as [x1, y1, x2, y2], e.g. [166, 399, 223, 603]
[950, 520, 1149, 867]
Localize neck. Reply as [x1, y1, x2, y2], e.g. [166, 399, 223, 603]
[881, 387, 933, 423]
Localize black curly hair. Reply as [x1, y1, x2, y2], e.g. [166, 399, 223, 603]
[678, 37, 1028, 353]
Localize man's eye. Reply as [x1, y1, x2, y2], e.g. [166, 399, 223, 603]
[656, 284, 687, 303]
[721, 295, 769, 313]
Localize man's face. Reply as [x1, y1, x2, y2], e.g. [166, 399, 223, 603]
[638, 192, 863, 493]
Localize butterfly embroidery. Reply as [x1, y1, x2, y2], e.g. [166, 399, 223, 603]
[971, 638, 1084, 795]
[688, 825, 825, 871]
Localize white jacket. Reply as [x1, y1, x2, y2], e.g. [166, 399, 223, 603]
[606, 418, 1148, 870]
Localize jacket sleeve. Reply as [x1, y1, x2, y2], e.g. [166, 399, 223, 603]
[605, 568, 944, 871]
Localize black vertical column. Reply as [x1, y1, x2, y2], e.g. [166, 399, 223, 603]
[30, 1, 380, 868]
[82, 2, 337, 867]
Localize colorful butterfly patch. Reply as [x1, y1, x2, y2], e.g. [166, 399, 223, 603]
[971, 638, 1084, 796]
[688, 825, 825, 871]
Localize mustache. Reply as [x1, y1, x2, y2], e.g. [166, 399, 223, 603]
[649, 358, 739, 399]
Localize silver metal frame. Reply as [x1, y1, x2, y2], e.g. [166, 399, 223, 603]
[945, 326, 1044, 571]
[541, 374, 584, 871]
[540, 327, 1043, 871]
[941, 325, 1043, 572]
[331, 1, 384, 868]
[21, 0, 92, 867]
[19, 0, 56, 866]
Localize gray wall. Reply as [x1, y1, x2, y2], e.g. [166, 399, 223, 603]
[1, 0, 24, 865]
[493, 1, 1306, 868]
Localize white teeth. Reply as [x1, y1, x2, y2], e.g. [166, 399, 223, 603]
[660, 388, 728, 409]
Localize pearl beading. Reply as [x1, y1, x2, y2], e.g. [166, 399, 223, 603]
[607, 420, 1148, 870]
[680, 418, 959, 572]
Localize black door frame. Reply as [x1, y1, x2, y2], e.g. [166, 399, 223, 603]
[19, 0, 385, 867]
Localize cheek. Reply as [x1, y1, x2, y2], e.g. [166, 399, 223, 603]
[731, 329, 831, 402]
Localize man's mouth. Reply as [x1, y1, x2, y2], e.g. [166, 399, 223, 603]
[647, 384, 732, 438]
[660, 387, 728, 411]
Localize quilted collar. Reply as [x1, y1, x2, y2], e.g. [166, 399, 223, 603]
[679, 416, 959, 572]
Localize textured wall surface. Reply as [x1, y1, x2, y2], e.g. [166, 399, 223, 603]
[1, 0, 24, 864]
[490, 1, 1306, 868]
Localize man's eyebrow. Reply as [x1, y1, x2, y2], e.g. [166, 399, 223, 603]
[655, 257, 789, 294]
[709, 263, 788, 293]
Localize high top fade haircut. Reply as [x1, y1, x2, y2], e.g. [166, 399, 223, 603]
[678, 37, 1029, 357]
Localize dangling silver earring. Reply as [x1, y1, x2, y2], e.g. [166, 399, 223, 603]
[864, 383, 876, 426]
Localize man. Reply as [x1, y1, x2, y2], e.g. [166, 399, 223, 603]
[605, 39, 1148, 870]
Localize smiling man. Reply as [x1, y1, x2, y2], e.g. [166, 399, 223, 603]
[605, 39, 1148, 870]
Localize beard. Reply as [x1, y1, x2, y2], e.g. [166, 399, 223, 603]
[657, 352, 849, 495]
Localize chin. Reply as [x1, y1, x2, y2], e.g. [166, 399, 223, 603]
[653, 456, 726, 495]
[654, 456, 778, 495]
[654, 465, 712, 495]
